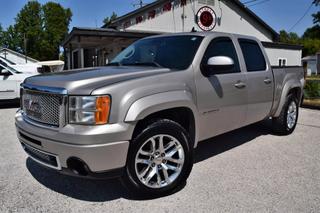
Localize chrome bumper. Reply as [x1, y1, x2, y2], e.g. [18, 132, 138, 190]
[15, 111, 131, 173]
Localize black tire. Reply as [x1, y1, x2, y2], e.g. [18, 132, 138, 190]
[121, 119, 193, 197]
[272, 93, 299, 135]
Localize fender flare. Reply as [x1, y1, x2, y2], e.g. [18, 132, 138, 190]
[125, 90, 200, 147]
[274, 81, 303, 117]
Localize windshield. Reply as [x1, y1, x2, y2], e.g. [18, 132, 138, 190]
[0, 56, 16, 65]
[0, 63, 21, 74]
[111, 35, 203, 70]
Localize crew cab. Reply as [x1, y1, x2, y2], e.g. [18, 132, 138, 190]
[15, 32, 304, 196]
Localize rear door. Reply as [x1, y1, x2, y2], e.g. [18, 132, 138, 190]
[237, 38, 274, 125]
[195, 36, 248, 140]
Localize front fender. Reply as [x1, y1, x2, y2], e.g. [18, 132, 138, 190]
[124, 90, 200, 146]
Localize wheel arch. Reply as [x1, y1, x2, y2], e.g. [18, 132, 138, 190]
[274, 82, 303, 117]
[125, 91, 199, 147]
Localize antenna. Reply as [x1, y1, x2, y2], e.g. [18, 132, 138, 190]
[132, 0, 146, 8]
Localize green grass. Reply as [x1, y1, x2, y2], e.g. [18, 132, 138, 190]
[306, 75, 320, 81]
[303, 98, 320, 108]
[304, 80, 320, 99]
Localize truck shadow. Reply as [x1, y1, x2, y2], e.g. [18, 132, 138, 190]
[26, 120, 272, 202]
[194, 120, 272, 163]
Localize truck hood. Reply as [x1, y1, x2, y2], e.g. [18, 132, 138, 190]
[24, 66, 171, 95]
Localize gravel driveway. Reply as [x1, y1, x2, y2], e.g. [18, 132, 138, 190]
[0, 104, 319, 213]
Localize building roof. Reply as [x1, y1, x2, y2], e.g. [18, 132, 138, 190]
[104, 0, 279, 41]
[104, 0, 168, 27]
[0, 48, 38, 63]
[262, 41, 303, 50]
[231, 0, 279, 41]
[61, 27, 159, 47]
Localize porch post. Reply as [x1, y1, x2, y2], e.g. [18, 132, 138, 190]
[80, 48, 84, 68]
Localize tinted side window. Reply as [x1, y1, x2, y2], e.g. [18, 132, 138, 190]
[239, 39, 266, 72]
[202, 37, 240, 74]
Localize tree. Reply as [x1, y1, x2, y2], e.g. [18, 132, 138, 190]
[2, 26, 20, 51]
[279, 30, 300, 44]
[2, 1, 72, 61]
[280, 29, 320, 57]
[302, 38, 320, 56]
[302, 0, 320, 42]
[14, 1, 43, 59]
[303, 25, 320, 39]
[284, 0, 320, 56]
[103, 12, 118, 27]
[312, 0, 320, 24]
[41, 2, 72, 60]
[0, 24, 4, 47]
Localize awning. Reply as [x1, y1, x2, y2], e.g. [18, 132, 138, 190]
[62, 27, 160, 48]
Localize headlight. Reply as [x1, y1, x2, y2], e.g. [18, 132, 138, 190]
[69, 95, 111, 125]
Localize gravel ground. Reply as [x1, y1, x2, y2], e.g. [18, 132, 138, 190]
[0, 104, 319, 213]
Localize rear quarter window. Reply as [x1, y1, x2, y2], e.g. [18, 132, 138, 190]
[239, 39, 266, 72]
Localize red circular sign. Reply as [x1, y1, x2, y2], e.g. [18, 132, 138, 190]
[196, 6, 217, 31]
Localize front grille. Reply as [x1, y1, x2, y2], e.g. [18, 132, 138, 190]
[22, 89, 62, 126]
[22, 143, 59, 168]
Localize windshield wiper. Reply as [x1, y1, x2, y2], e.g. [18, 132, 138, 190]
[123, 62, 163, 68]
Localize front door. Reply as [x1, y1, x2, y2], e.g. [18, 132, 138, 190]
[195, 37, 248, 141]
[238, 38, 274, 125]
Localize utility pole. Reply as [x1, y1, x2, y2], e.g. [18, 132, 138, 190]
[3, 49, 8, 59]
[24, 33, 27, 64]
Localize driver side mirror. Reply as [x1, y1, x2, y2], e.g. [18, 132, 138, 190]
[0, 69, 13, 76]
[202, 56, 234, 76]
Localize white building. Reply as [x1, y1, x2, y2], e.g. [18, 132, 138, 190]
[62, 0, 302, 70]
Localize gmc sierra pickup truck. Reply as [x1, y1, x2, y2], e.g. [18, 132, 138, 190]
[16, 32, 304, 196]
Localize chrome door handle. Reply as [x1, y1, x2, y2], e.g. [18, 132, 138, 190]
[234, 81, 246, 89]
[264, 78, 272, 84]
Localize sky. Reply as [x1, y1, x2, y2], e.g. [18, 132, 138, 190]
[0, 0, 318, 36]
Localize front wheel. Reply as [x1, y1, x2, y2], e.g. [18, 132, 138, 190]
[122, 119, 193, 196]
[272, 93, 299, 135]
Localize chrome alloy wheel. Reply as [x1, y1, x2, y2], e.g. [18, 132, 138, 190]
[287, 101, 297, 129]
[134, 134, 185, 189]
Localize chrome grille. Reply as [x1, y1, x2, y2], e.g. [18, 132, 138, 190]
[22, 89, 62, 126]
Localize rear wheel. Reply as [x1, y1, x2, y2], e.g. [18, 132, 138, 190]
[122, 119, 193, 196]
[272, 93, 299, 135]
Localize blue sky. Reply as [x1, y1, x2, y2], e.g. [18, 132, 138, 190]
[0, 0, 318, 36]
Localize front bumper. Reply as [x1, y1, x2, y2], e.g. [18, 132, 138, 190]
[15, 110, 132, 177]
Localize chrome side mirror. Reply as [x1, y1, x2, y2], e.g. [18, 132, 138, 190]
[203, 56, 235, 76]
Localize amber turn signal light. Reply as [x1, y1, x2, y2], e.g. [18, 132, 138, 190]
[95, 96, 111, 125]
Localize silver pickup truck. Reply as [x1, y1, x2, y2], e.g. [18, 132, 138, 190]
[16, 32, 304, 196]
